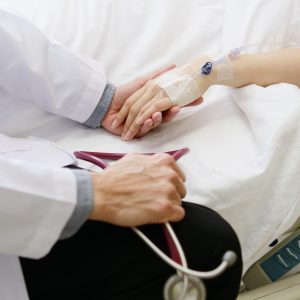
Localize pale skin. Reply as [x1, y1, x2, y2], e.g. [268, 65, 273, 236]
[101, 65, 181, 137]
[114, 48, 300, 140]
[88, 48, 300, 226]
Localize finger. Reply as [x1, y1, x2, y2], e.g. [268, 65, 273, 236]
[136, 97, 173, 126]
[138, 119, 154, 136]
[169, 205, 185, 222]
[162, 106, 180, 123]
[122, 93, 161, 140]
[112, 66, 176, 129]
[112, 65, 176, 129]
[154, 199, 182, 224]
[135, 112, 162, 138]
[152, 153, 186, 182]
[111, 87, 147, 129]
[152, 112, 163, 128]
[164, 158, 186, 182]
[124, 95, 172, 140]
[121, 92, 158, 140]
[121, 96, 171, 140]
[121, 88, 157, 133]
[165, 184, 182, 206]
[170, 175, 186, 198]
[178, 181, 187, 199]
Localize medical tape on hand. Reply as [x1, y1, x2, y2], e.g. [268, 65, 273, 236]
[155, 68, 201, 107]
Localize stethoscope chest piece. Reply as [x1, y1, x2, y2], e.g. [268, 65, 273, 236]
[163, 274, 206, 300]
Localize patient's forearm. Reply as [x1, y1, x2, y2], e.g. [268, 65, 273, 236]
[218, 48, 300, 88]
[112, 48, 300, 141]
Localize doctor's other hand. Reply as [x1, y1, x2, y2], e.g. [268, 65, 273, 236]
[101, 65, 181, 138]
[89, 153, 186, 227]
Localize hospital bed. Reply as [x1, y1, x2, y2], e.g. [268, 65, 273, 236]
[238, 274, 300, 300]
[1, 0, 300, 298]
[238, 218, 300, 299]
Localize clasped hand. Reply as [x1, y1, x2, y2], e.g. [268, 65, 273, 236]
[106, 56, 214, 140]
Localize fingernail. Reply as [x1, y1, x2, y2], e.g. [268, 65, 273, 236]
[111, 119, 118, 129]
[155, 114, 162, 122]
[123, 131, 133, 140]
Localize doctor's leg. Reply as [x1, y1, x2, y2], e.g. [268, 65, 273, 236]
[20, 202, 242, 300]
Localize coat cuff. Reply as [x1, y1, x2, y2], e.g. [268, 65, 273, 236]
[60, 169, 93, 239]
[84, 83, 116, 128]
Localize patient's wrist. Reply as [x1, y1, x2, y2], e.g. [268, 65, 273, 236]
[154, 57, 215, 107]
[216, 54, 256, 88]
[182, 56, 216, 89]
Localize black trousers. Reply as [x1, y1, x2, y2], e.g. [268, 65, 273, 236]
[20, 203, 242, 300]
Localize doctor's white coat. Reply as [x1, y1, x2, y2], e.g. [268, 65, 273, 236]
[0, 6, 106, 299]
[2, 0, 300, 298]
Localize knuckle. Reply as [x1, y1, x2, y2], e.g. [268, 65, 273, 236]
[127, 107, 138, 118]
[129, 105, 138, 116]
[166, 169, 178, 181]
[164, 183, 176, 197]
[139, 107, 146, 115]
[147, 79, 155, 87]
[151, 83, 160, 92]
[155, 152, 171, 161]
[154, 102, 161, 110]
[159, 89, 167, 98]
[169, 208, 185, 222]
[155, 199, 172, 213]
[179, 184, 187, 198]
[134, 77, 148, 89]
[124, 152, 139, 159]
[162, 154, 174, 165]
[124, 101, 132, 111]
[147, 80, 160, 91]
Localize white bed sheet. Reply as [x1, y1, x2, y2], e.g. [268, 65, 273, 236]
[1, 0, 300, 272]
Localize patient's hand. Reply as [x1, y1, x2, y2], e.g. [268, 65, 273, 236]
[111, 57, 211, 140]
[101, 65, 181, 137]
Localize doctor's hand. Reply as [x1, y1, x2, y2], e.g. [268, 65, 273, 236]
[115, 83, 203, 141]
[89, 153, 186, 227]
[101, 65, 181, 138]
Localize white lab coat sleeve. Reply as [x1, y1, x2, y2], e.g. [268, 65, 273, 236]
[0, 6, 106, 123]
[0, 157, 77, 259]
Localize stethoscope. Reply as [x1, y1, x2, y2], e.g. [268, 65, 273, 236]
[74, 148, 237, 300]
